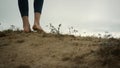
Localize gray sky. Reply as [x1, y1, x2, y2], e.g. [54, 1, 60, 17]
[0, 0, 120, 37]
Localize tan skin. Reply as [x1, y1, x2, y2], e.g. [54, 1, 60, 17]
[22, 12, 43, 32]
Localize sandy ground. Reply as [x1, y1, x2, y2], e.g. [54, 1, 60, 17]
[0, 31, 120, 68]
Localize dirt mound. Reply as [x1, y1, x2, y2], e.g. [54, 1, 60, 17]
[0, 31, 120, 68]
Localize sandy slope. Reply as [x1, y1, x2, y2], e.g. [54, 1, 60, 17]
[0, 31, 120, 68]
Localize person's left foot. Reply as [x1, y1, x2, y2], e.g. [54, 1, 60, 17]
[32, 24, 45, 33]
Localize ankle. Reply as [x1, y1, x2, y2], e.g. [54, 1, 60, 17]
[34, 22, 40, 25]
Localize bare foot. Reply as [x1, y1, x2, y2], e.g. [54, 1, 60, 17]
[23, 23, 31, 33]
[32, 24, 45, 33]
[22, 16, 31, 33]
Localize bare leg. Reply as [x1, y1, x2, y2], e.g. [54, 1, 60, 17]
[18, 0, 31, 32]
[33, 0, 44, 32]
[32, 12, 43, 31]
[22, 16, 31, 32]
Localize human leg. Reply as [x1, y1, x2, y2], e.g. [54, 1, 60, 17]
[18, 0, 31, 32]
[33, 0, 44, 31]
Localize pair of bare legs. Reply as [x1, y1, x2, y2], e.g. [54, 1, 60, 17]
[22, 12, 43, 32]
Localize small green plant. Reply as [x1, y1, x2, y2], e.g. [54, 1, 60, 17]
[68, 26, 78, 35]
[100, 31, 114, 46]
[9, 25, 16, 31]
[103, 31, 112, 39]
[2, 25, 21, 33]
[2, 25, 15, 33]
[98, 33, 101, 38]
[47, 23, 62, 35]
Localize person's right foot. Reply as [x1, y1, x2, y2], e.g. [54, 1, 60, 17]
[22, 16, 31, 33]
[23, 24, 31, 32]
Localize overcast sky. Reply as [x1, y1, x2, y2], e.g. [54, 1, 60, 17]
[0, 0, 120, 37]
